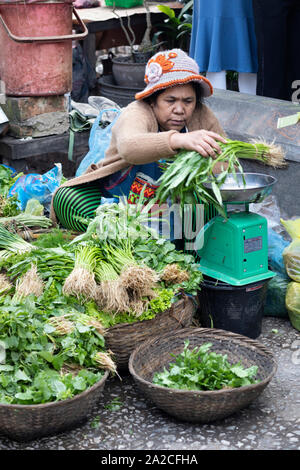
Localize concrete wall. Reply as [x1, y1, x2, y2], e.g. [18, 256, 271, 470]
[204, 89, 300, 218]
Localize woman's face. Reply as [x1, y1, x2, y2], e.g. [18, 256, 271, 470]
[151, 83, 197, 132]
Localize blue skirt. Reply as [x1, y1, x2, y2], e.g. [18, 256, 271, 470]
[189, 0, 258, 73]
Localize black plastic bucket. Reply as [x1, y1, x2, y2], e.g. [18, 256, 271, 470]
[197, 276, 270, 339]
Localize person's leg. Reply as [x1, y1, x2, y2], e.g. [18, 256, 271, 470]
[238, 72, 257, 95]
[206, 71, 227, 90]
[252, 0, 288, 100]
[53, 184, 102, 232]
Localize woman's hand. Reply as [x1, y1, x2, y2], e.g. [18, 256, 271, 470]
[170, 130, 227, 157]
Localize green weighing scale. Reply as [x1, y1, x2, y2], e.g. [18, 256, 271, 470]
[196, 173, 277, 286]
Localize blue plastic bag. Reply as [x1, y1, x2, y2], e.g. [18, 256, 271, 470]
[268, 228, 290, 275]
[8, 164, 63, 212]
[263, 228, 290, 317]
[76, 108, 121, 177]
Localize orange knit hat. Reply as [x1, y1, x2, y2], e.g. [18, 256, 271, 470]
[135, 49, 213, 100]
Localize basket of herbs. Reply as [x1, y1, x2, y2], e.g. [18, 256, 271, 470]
[0, 291, 111, 441]
[0, 226, 116, 441]
[129, 328, 277, 423]
[0, 196, 201, 386]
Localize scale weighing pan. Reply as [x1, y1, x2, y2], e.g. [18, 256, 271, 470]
[203, 173, 277, 204]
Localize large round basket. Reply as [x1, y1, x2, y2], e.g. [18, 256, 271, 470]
[105, 295, 197, 371]
[0, 371, 109, 442]
[129, 328, 277, 423]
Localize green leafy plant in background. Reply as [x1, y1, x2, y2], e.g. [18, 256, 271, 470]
[155, 1, 193, 51]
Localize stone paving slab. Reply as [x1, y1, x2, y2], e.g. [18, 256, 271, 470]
[0, 317, 299, 451]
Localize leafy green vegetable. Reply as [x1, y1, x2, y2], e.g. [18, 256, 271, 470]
[153, 340, 260, 391]
[70, 193, 159, 246]
[0, 165, 23, 218]
[3, 246, 75, 282]
[0, 295, 108, 405]
[0, 368, 104, 405]
[84, 287, 175, 328]
[32, 228, 74, 249]
[133, 238, 202, 295]
[0, 165, 22, 196]
[104, 397, 123, 411]
[0, 194, 21, 218]
[146, 288, 176, 315]
[154, 140, 286, 216]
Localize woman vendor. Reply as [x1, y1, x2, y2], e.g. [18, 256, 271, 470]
[50, 49, 227, 232]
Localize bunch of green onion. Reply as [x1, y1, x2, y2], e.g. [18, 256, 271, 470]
[102, 241, 137, 275]
[0, 214, 53, 229]
[94, 260, 131, 314]
[0, 223, 35, 259]
[13, 264, 44, 301]
[94, 242, 158, 317]
[63, 244, 101, 301]
[223, 139, 284, 166]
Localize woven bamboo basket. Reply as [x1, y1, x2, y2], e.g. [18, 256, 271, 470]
[0, 371, 109, 442]
[129, 328, 277, 423]
[105, 295, 197, 371]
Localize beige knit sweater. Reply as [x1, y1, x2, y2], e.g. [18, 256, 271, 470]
[50, 100, 225, 223]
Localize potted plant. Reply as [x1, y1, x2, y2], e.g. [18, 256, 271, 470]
[111, 0, 164, 88]
[155, 0, 193, 52]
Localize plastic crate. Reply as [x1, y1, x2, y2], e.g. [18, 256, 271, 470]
[105, 0, 143, 7]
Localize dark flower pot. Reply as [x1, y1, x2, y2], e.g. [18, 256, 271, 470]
[112, 55, 147, 89]
[132, 50, 152, 63]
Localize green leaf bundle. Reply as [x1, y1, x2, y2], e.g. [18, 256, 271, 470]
[155, 138, 286, 215]
[0, 223, 35, 259]
[62, 244, 101, 301]
[0, 214, 53, 230]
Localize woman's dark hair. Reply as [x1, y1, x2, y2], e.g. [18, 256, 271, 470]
[144, 81, 204, 108]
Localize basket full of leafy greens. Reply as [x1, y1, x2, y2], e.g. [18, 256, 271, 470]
[0, 226, 114, 441]
[129, 328, 277, 423]
[0, 194, 201, 380]
[0, 295, 110, 441]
